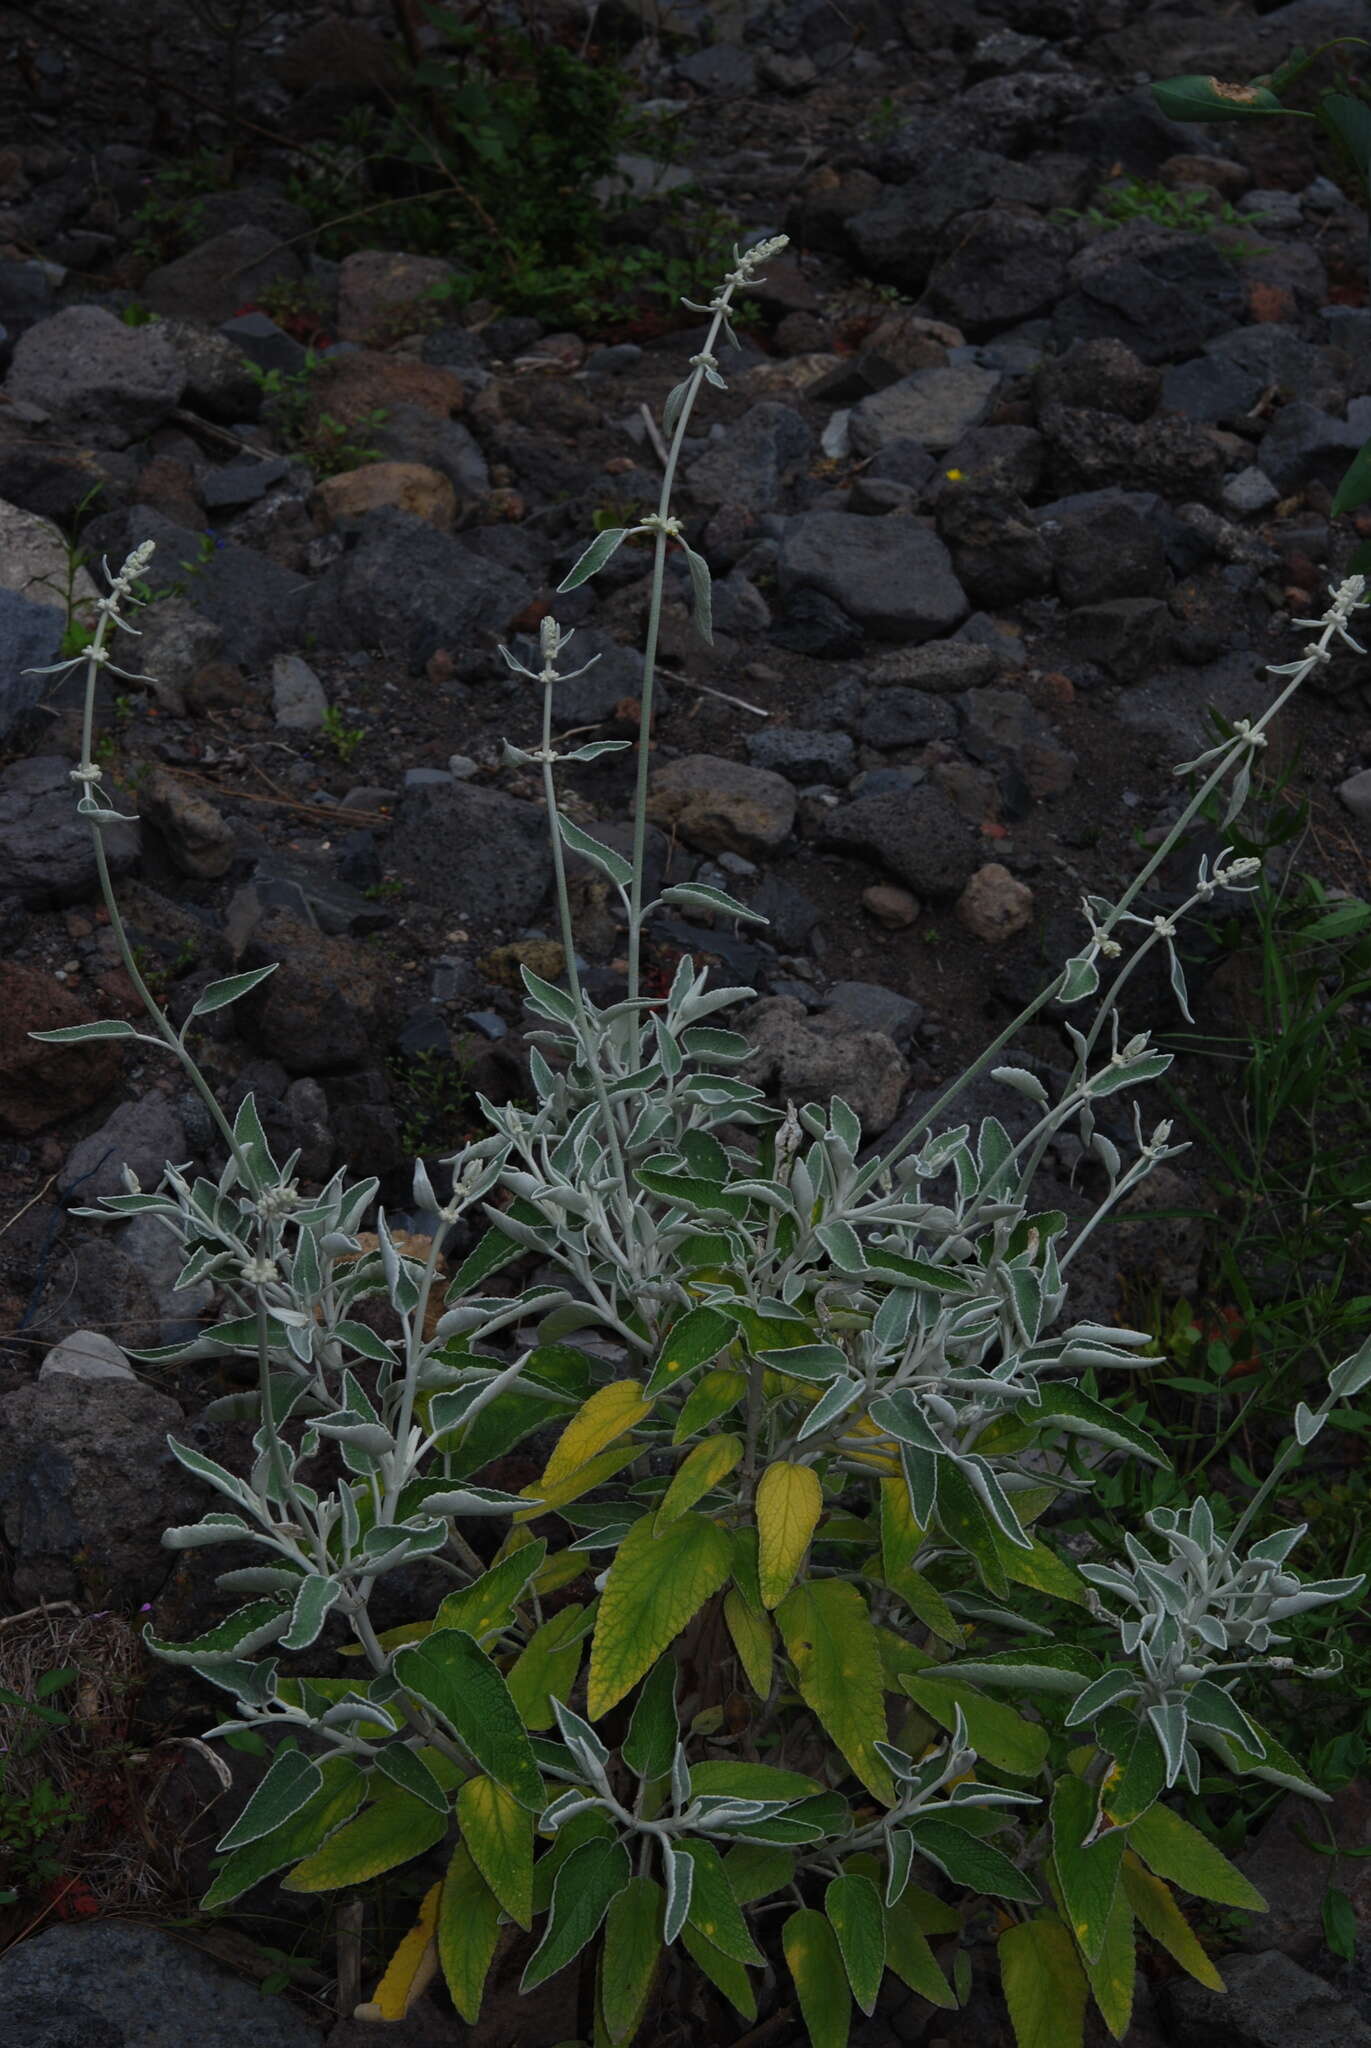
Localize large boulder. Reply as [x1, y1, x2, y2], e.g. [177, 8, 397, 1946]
[777, 512, 967, 643]
[0, 755, 139, 907]
[307, 511, 529, 671]
[4, 306, 185, 447]
[0, 961, 122, 1137]
[819, 783, 981, 900]
[386, 779, 553, 925]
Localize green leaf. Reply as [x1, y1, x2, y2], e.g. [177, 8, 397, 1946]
[674, 1367, 746, 1441]
[1120, 1853, 1223, 1992]
[1100, 1712, 1167, 1828]
[1193, 1714, 1330, 1803]
[680, 1838, 764, 1966]
[657, 1433, 743, 1528]
[372, 1744, 450, 1815]
[559, 813, 634, 889]
[587, 1511, 731, 1719]
[438, 1842, 503, 2022]
[645, 1304, 734, 1395]
[622, 1656, 679, 1780]
[457, 1774, 534, 1930]
[602, 1876, 664, 2043]
[1331, 437, 1371, 519]
[1051, 1775, 1125, 1964]
[522, 1837, 632, 1991]
[884, 1889, 957, 2006]
[826, 1873, 885, 2015]
[1324, 1884, 1358, 1964]
[784, 1907, 851, 2048]
[724, 1585, 774, 1699]
[203, 1756, 365, 1908]
[436, 1542, 546, 1641]
[680, 1922, 757, 2022]
[1321, 92, 1371, 191]
[999, 1918, 1088, 2048]
[506, 1603, 590, 1731]
[776, 1579, 895, 1806]
[1082, 1881, 1135, 2040]
[903, 1676, 1050, 1780]
[558, 525, 636, 591]
[907, 1818, 1039, 1904]
[216, 1749, 321, 1852]
[1149, 74, 1287, 121]
[953, 1647, 1099, 1696]
[1030, 1386, 1165, 1466]
[681, 540, 713, 644]
[691, 1761, 823, 1802]
[724, 1842, 796, 1903]
[30, 1018, 141, 1044]
[283, 1778, 447, 1891]
[394, 1629, 543, 1809]
[1127, 1802, 1266, 1911]
[190, 964, 278, 1017]
[934, 1459, 1009, 1596]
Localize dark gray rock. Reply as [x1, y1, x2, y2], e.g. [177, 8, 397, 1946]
[219, 309, 308, 376]
[676, 42, 756, 93]
[1052, 598, 1173, 685]
[923, 208, 1074, 335]
[201, 455, 291, 511]
[741, 994, 909, 1136]
[867, 641, 1002, 693]
[778, 511, 967, 642]
[819, 782, 981, 900]
[849, 366, 1002, 458]
[957, 70, 1101, 151]
[371, 402, 491, 497]
[939, 424, 1044, 498]
[1162, 352, 1266, 426]
[745, 872, 822, 949]
[502, 628, 649, 726]
[1165, 1948, 1371, 2047]
[308, 510, 529, 671]
[1039, 402, 1226, 502]
[0, 585, 64, 737]
[158, 318, 262, 422]
[936, 485, 1053, 607]
[819, 980, 922, 1047]
[130, 511, 309, 668]
[0, 257, 55, 345]
[865, 439, 939, 492]
[1258, 398, 1371, 494]
[3, 1996, 124, 2047]
[1034, 337, 1161, 422]
[1205, 323, 1348, 409]
[960, 687, 1077, 797]
[63, 1092, 187, 1203]
[1052, 224, 1245, 364]
[859, 688, 957, 750]
[0, 755, 140, 907]
[685, 401, 814, 511]
[235, 908, 394, 1074]
[746, 726, 856, 784]
[226, 853, 391, 943]
[142, 223, 303, 325]
[387, 779, 552, 922]
[0, 1377, 188, 1606]
[4, 306, 186, 447]
[768, 587, 864, 658]
[1036, 490, 1168, 605]
[0, 1923, 318, 2048]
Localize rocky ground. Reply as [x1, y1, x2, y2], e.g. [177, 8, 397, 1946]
[1, 0, 1370, 2042]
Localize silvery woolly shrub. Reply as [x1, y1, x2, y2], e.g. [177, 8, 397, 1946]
[32, 238, 1371, 2046]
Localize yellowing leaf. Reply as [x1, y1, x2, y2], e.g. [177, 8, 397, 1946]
[757, 1460, 823, 1609]
[458, 1774, 534, 1929]
[357, 1880, 441, 2020]
[283, 1779, 447, 1892]
[776, 1579, 895, 1806]
[999, 1918, 1087, 2048]
[537, 1380, 653, 1493]
[1127, 1801, 1267, 1911]
[783, 1906, 851, 2048]
[437, 1842, 502, 2023]
[587, 1511, 732, 1719]
[1120, 1852, 1224, 1992]
[724, 1585, 774, 1699]
[658, 1433, 743, 1529]
[437, 1542, 545, 1641]
[673, 1367, 746, 1444]
[516, 1444, 641, 1521]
